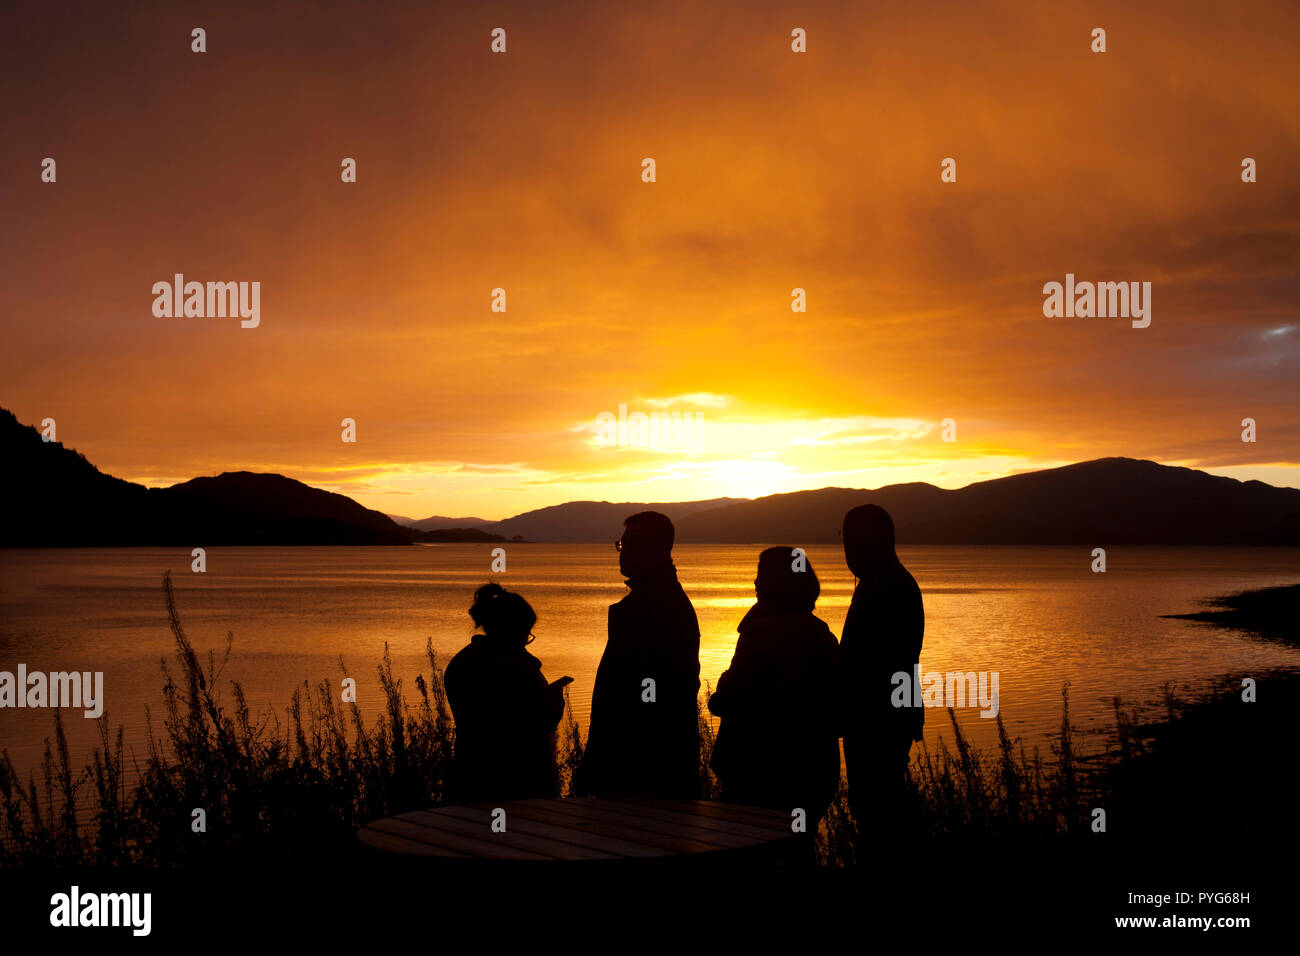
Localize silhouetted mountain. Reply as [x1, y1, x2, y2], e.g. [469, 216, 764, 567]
[484, 498, 744, 542]
[388, 514, 494, 532]
[159, 472, 411, 545]
[0, 408, 153, 545]
[6, 407, 1298, 546]
[1, 409, 409, 545]
[394, 500, 742, 540]
[674, 458, 1300, 545]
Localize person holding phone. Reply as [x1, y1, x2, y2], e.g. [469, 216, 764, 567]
[444, 582, 573, 803]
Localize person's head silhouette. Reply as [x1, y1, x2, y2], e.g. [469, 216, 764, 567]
[754, 546, 820, 613]
[468, 582, 537, 646]
[616, 511, 674, 578]
[842, 504, 899, 579]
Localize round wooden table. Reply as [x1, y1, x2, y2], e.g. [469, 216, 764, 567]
[358, 797, 801, 861]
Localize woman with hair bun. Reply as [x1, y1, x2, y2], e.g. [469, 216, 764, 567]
[444, 583, 572, 803]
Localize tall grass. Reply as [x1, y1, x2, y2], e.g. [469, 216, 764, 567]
[2, 573, 1134, 866]
[2, 572, 466, 865]
[816, 685, 1110, 865]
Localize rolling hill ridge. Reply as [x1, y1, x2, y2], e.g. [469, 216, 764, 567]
[5, 408, 1298, 546]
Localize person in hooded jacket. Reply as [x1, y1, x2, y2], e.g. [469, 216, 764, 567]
[708, 547, 841, 829]
[444, 583, 572, 803]
[839, 504, 925, 831]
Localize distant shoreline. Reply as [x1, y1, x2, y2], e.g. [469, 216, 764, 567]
[1163, 582, 1300, 645]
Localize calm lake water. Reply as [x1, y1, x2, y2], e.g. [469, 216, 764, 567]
[2, 544, 1299, 784]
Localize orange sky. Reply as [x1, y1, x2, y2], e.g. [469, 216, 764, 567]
[4, 0, 1298, 520]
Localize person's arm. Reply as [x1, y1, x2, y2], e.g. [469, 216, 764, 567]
[546, 676, 573, 724]
[596, 603, 637, 713]
[710, 631, 760, 719]
[708, 668, 732, 716]
[678, 601, 702, 707]
[819, 630, 844, 735]
[871, 578, 922, 680]
[886, 586, 925, 678]
[443, 655, 464, 721]
[521, 663, 560, 731]
[578, 604, 622, 787]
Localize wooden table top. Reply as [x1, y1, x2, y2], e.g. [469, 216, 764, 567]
[357, 797, 799, 861]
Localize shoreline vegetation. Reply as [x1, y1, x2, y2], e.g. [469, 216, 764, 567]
[1162, 582, 1300, 646]
[2, 575, 1297, 867]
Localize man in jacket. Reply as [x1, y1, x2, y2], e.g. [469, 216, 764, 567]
[840, 504, 924, 832]
[578, 511, 701, 798]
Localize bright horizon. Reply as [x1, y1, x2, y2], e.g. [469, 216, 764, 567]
[18, 399, 1298, 523]
[5, 1, 1298, 522]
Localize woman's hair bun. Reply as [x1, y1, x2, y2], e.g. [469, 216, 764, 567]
[469, 582, 537, 644]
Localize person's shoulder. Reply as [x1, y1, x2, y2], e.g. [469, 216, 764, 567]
[902, 568, 923, 606]
[808, 612, 838, 642]
[607, 593, 633, 628]
[444, 643, 475, 682]
[447, 641, 479, 665]
[673, 582, 700, 617]
[787, 614, 838, 658]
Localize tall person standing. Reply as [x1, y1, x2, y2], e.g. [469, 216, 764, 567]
[839, 504, 925, 833]
[577, 511, 701, 798]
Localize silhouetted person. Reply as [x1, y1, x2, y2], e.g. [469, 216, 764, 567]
[444, 583, 572, 803]
[709, 547, 841, 833]
[577, 512, 701, 798]
[840, 504, 924, 831]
